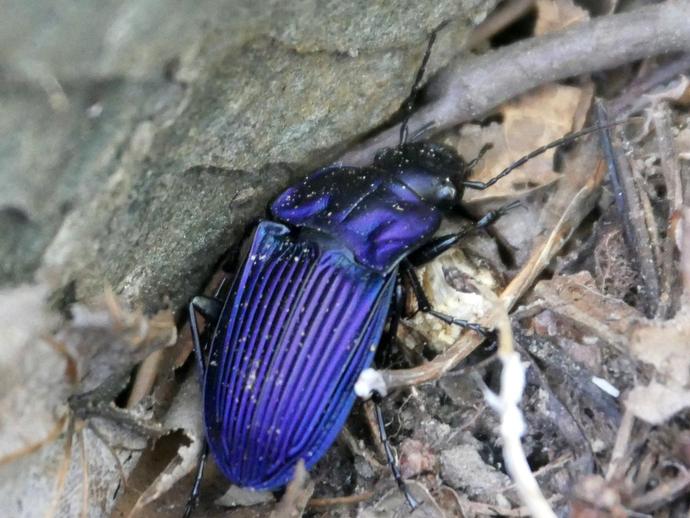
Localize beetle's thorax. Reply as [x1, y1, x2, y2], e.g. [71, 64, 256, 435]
[373, 142, 467, 208]
[271, 162, 444, 274]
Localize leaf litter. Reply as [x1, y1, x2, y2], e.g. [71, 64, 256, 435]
[0, 285, 177, 517]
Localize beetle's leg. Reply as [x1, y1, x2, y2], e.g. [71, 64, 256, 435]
[190, 295, 223, 323]
[391, 275, 405, 338]
[401, 261, 492, 337]
[403, 200, 520, 335]
[189, 270, 229, 364]
[219, 235, 249, 274]
[378, 274, 406, 366]
[371, 392, 419, 510]
[183, 442, 209, 518]
[184, 290, 224, 517]
[408, 200, 521, 267]
[189, 295, 223, 369]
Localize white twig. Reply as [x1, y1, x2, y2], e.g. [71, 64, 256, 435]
[354, 368, 387, 399]
[479, 294, 557, 518]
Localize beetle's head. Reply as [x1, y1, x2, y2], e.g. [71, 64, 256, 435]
[374, 142, 468, 209]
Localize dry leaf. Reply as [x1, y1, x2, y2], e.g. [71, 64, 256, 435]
[0, 285, 177, 516]
[128, 376, 205, 514]
[454, 83, 593, 205]
[535, 0, 589, 36]
[625, 308, 690, 424]
[626, 382, 690, 425]
[530, 271, 642, 351]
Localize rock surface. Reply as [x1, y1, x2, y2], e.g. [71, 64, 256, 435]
[1, 0, 496, 312]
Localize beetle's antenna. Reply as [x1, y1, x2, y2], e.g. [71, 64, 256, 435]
[399, 22, 448, 147]
[462, 121, 627, 190]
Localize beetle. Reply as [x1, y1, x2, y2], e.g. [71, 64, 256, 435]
[183, 26, 611, 516]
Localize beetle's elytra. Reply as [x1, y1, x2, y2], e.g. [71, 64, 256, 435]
[184, 25, 609, 515]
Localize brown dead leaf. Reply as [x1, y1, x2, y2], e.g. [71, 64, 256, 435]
[630, 313, 690, 387]
[454, 83, 594, 205]
[127, 376, 204, 515]
[530, 271, 642, 352]
[626, 307, 690, 424]
[534, 0, 588, 36]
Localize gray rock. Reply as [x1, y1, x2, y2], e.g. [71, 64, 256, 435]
[440, 444, 511, 498]
[1, 0, 498, 310]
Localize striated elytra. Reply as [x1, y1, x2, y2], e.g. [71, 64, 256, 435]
[207, 144, 476, 488]
[185, 129, 524, 515]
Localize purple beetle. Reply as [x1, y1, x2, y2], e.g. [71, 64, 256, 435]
[184, 27, 608, 516]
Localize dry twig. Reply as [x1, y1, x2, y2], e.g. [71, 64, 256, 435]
[597, 101, 661, 315]
[307, 491, 374, 509]
[126, 349, 163, 408]
[652, 102, 683, 317]
[477, 288, 556, 518]
[605, 408, 635, 482]
[610, 53, 690, 115]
